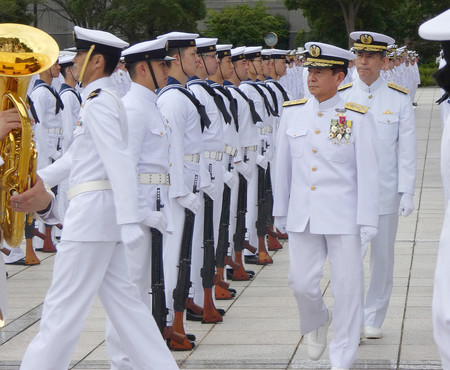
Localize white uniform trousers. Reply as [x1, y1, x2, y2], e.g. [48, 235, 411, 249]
[191, 159, 224, 306]
[362, 213, 399, 328]
[20, 240, 178, 370]
[288, 226, 362, 369]
[105, 227, 174, 370]
[433, 205, 450, 370]
[0, 258, 7, 324]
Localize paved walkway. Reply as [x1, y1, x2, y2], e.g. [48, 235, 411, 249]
[0, 87, 445, 369]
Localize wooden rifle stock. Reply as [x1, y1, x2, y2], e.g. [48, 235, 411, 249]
[264, 163, 283, 250]
[170, 176, 198, 350]
[256, 141, 273, 265]
[232, 150, 251, 281]
[201, 164, 223, 323]
[150, 189, 187, 346]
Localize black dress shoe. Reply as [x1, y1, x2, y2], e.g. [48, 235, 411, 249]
[5, 258, 26, 265]
[228, 288, 237, 294]
[217, 308, 225, 316]
[186, 309, 203, 321]
[226, 268, 255, 280]
[244, 255, 258, 264]
[186, 333, 196, 341]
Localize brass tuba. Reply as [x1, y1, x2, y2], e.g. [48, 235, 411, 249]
[0, 24, 59, 247]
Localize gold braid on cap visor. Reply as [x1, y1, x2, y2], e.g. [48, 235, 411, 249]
[353, 43, 387, 52]
[79, 44, 96, 86]
[304, 57, 346, 67]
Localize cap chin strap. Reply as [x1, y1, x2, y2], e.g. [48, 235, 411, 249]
[146, 60, 159, 90]
[218, 62, 225, 81]
[233, 62, 242, 82]
[250, 60, 258, 76]
[200, 55, 211, 77]
[79, 44, 96, 87]
[69, 65, 78, 84]
[178, 47, 190, 78]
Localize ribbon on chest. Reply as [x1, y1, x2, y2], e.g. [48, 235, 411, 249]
[329, 108, 352, 145]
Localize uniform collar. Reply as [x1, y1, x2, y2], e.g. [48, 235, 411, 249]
[166, 76, 183, 87]
[81, 77, 113, 100]
[129, 81, 157, 103]
[314, 93, 341, 111]
[355, 75, 384, 93]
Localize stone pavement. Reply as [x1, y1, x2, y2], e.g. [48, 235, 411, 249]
[0, 87, 445, 369]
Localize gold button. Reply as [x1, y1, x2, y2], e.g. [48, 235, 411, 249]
[169, 144, 171, 148]
[311, 186, 316, 191]
[318, 112, 323, 117]
[169, 162, 172, 167]
[160, 131, 163, 135]
[387, 120, 391, 123]
[312, 166, 317, 172]
[369, 95, 373, 99]
[315, 129, 320, 135]
[293, 133, 297, 137]
[312, 148, 317, 153]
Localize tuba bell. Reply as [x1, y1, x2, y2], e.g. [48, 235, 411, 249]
[0, 24, 59, 247]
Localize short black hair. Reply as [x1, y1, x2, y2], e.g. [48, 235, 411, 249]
[125, 61, 138, 79]
[60, 64, 72, 79]
[165, 47, 188, 68]
[90, 51, 119, 76]
[332, 66, 348, 77]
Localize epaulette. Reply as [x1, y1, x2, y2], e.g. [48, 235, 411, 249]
[345, 102, 370, 114]
[87, 88, 102, 100]
[338, 82, 353, 91]
[283, 99, 307, 107]
[387, 82, 409, 94]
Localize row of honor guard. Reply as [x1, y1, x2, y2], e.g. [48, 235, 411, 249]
[5, 22, 421, 370]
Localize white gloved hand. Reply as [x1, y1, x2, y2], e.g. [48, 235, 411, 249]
[274, 216, 287, 234]
[223, 170, 236, 190]
[360, 225, 378, 246]
[398, 193, 414, 217]
[202, 183, 218, 201]
[234, 161, 253, 182]
[265, 148, 273, 161]
[142, 211, 168, 234]
[121, 223, 145, 250]
[177, 193, 201, 215]
[51, 150, 62, 161]
[256, 154, 268, 170]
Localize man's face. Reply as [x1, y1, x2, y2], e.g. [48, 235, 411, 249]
[201, 51, 219, 76]
[262, 59, 271, 77]
[50, 61, 61, 78]
[248, 57, 263, 75]
[355, 51, 385, 84]
[150, 60, 169, 89]
[72, 51, 88, 82]
[219, 56, 234, 80]
[307, 67, 341, 102]
[180, 46, 200, 77]
[274, 59, 287, 77]
[233, 59, 248, 80]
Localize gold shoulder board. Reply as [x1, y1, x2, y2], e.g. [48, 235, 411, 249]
[345, 102, 370, 114]
[338, 82, 353, 91]
[87, 88, 102, 100]
[282, 98, 307, 107]
[387, 82, 409, 94]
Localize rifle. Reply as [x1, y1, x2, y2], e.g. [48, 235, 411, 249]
[170, 176, 198, 350]
[151, 188, 185, 345]
[215, 156, 238, 299]
[201, 164, 223, 323]
[232, 149, 253, 280]
[256, 140, 273, 265]
[264, 162, 283, 251]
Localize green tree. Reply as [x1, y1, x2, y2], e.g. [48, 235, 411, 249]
[204, 0, 289, 49]
[0, 0, 34, 24]
[283, 0, 400, 48]
[47, 0, 206, 43]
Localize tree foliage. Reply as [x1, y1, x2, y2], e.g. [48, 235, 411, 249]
[204, 0, 289, 49]
[0, 0, 34, 24]
[47, 0, 206, 43]
[284, 0, 448, 62]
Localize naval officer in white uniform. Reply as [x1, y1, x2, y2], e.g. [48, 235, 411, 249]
[419, 10, 450, 370]
[273, 42, 379, 370]
[13, 26, 178, 370]
[339, 31, 417, 340]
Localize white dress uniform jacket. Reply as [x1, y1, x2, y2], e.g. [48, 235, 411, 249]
[273, 94, 379, 233]
[339, 76, 416, 214]
[38, 77, 141, 241]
